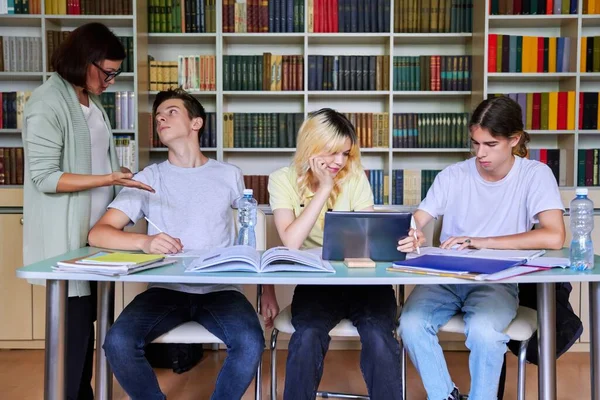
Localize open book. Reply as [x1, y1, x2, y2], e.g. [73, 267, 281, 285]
[185, 245, 335, 273]
[406, 247, 546, 262]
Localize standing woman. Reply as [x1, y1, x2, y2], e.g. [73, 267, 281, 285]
[267, 108, 403, 400]
[22, 23, 152, 400]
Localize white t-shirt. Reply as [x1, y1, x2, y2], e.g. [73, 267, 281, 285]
[81, 102, 113, 227]
[108, 159, 245, 295]
[418, 156, 564, 243]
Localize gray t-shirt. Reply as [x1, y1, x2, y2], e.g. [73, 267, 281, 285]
[108, 158, 244, 294]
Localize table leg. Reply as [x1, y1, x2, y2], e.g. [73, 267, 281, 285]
[95, 281, 115, 400]
[44, 280, 68, 400]
[590, 282, 600, 400]
[537, 282, 557, 400]
[255, 284, 262, 400]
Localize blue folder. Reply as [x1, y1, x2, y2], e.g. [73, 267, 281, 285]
[393, 255, 526, 275]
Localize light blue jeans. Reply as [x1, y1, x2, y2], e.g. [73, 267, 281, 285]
[399, 284, 518, 400]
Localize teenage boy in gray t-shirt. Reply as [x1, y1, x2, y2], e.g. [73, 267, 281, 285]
[88, 88, 279, 400]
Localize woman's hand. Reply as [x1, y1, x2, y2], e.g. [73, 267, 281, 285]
[440, 236, 485, 251]
[109, 168, 155, 192]
[141, 233, 183, 254]
[309, 156, 334, 191]
[260, 286, 280, 328]
[397, 228, 426, 253]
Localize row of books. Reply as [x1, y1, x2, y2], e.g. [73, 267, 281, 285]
[1, 36, 42, 73]
[178, 55, 216, 91]
[580, 92, 600, 130]
[345, 112, 390, 148]
[222, 113, 303, 149]
[394, 0, 473, 33]
[44, 0, 132, 15]
[118, 37, 135, 73]
[394, 55, 472, 92]
[150, 112, 217, 149]
[365, 169, 387, 205]
[494, 92, 576, 130]
[149, 0, 216, 33]
[583, 0, 600, 13]
[114, 136, 136, 172]
[578, 148, 600, 186]
[488, 35, 572, 74]
[490, 0, 578, 14]
[0, 0, 41, 14]
[223, 0, 304, 33]
[243, 175, 270, 205]
[392, 169, 441, 206]
[392, 113, 470, 149]
[223, 55, 304, 91]
[99, 92, 136, 131]
[581, 37, 600, 73]
[309, 0, 390, 33]
[307, 55, 390, 91]
[529, 148, 568, 186]
[0, 147, 23, 186]
[1, 92, 30, 130]
[148, 60, 179, 91]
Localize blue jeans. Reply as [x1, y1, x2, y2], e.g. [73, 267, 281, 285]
[399, 284, 518, 400]
[284, 285, 403, 400]
[103, 288, 264, 400]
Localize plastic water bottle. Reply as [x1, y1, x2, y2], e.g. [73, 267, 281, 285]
[570, 188, 595, 271]
[236, 189, 258, 248]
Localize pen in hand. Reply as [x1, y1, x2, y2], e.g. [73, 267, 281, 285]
[144, 217, 164, 233]
[410, 217, 421, 255]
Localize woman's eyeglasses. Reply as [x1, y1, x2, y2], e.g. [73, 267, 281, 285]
[92, 62, 122, 82]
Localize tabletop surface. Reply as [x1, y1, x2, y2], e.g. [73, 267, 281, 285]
[15, 247, 600, 285]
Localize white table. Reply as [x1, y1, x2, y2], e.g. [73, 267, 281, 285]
[16, 247, 600, 400]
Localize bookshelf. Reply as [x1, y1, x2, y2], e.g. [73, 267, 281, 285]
[484, 0, 600, 190]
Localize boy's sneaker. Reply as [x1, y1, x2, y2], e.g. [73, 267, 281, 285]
[447, 387, 461, 400]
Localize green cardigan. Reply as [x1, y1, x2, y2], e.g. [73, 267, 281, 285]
[22, 73, 120, 297]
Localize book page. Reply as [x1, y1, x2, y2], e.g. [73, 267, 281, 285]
[260, 246, 334, 273]
[185, 245, 260, 272]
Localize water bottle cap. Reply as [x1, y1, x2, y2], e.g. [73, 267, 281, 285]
[243, 189, 254, 196]
[576, 188, 589, 196]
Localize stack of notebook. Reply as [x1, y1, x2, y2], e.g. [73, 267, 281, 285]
[52, 252, 176, 276]
[389, 247, 569, 281]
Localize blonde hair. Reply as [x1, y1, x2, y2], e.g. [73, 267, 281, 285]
[292, 108, 363, 209]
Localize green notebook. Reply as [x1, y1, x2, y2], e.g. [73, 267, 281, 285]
[78, 252, 165, 266]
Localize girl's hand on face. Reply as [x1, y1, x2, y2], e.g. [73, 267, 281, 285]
[309, 156, 334, 190]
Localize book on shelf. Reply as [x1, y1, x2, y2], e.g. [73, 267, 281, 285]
[0, 147, 24, 185]
[1, 36, 42, 73]
[584, 0, 600, 14]
[309, 0, 390, 33]
[392, 169, 442, 206]
[489, 0, 577, 15]
[114, 137, 136, 172]
[365, 169, 387, 205]
[223, 54, 304, 91]
[100, 91, 135, 131]
[0, 0, 42, 13]
[43, 0, 132, 16]
[308, 55, 389, 91]
[528, 149, 569, 186]
[149, 0, 216, 33]
[185, 245, 335, 273]
[0, 92, 31, 130]
[392, 113, 469, 148]
[243, 175, 269, 205]
[389, 247, 556, 281]
[394, 0, 473, 33]
[488, 35, 572, 74]
[491, 92, 576, 131]
[223, 0, 304, 33]
[223, 112, 302, 149]
[52, 251, 176, 276]
[393, 55, 471, 91]
[345, 112, 389, 148]
[580, 92, 600, 130]
[577, 148, 600, 187]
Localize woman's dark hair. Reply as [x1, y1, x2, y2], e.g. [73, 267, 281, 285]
[152, 87, 207, 140]
[469, 96, 530, 158]
[308, 107, 358, 145]
[51, 22, 126, 88]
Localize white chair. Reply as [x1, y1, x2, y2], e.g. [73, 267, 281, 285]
[404, 306, 537, 400]
[270, 304, 404, 400]
[151, 209, 267, 400]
